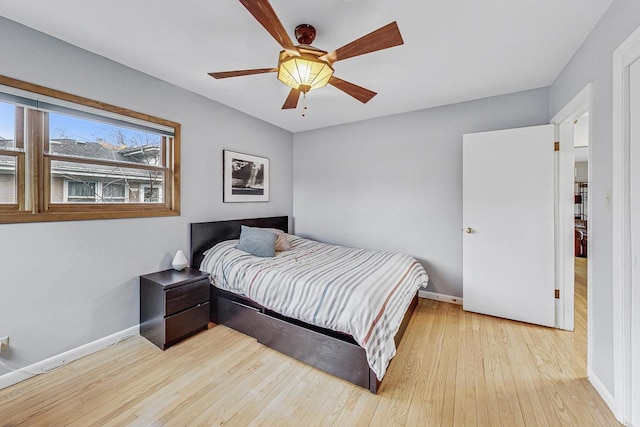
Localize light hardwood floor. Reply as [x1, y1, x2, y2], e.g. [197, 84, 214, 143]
[0, 258, 619, 426]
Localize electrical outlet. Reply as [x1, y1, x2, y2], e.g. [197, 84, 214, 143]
[0, 336, 9, 353]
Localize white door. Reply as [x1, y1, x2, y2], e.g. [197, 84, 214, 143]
[629, 57, 640, 426]
[463, 125, 555, 326]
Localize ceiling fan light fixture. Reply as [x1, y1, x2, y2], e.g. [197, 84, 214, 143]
[209, 1, 404, 111]
[277, 51, 334, 93]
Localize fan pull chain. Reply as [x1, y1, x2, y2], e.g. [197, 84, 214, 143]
[302, 92, 308, 117]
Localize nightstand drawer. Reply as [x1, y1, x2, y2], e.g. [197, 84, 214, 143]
[165, 302, 210, 343]
[165, 280, 209, 316]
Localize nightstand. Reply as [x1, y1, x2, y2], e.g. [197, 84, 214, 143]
[140, 268, 210, 350]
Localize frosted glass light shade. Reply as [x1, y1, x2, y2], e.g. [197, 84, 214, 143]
[277, 51, 334, 93]
[172, 250, 188, 271]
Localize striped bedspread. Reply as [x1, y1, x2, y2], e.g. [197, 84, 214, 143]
[200, 235, 429, 380]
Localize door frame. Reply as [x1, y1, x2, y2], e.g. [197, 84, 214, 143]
[612, 24, 640, 425]
[550, 84, 592, 334]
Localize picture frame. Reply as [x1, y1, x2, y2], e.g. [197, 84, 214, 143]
[223, 150, 270, 202]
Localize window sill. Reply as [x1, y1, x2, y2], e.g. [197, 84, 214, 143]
[0, 208, 180, 224]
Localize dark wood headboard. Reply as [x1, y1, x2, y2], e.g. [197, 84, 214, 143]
[189, 216, 288, 269]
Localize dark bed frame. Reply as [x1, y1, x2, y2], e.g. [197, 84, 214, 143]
[190, 216, 417, 393]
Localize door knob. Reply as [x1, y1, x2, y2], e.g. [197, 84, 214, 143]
[464, 227, 473, 234]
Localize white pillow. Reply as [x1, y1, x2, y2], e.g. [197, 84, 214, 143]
[261, 227, 291, 251]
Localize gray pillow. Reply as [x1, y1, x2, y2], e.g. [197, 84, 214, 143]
[235, 225, 277, 257]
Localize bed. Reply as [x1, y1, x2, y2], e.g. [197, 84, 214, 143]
[190, 216, 427, 393]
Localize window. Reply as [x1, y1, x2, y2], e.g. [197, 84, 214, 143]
[0, 100, 23, 209]
[0, 154, 17, 204]
[64, 180, 127, 203]
[143, 185, 161, 203]
[0, 75, 180, 223]
[103, 183, 127, 203]
[67, 181, 97, 203]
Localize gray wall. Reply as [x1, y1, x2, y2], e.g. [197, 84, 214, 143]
[0, 18, 293, 374]
[550, 0, 640, 397]
[293, 88, 550, 298]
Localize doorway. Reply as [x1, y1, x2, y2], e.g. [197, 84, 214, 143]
[551, 84, 591, 336]
[572, 113, 589, 353]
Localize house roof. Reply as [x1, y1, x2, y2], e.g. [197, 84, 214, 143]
[0, 138, 157, 164]
[49, 139, 132, 163]
[0, 138, 159, 180]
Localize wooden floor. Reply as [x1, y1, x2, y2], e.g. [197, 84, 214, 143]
[0, 258, 619, 426]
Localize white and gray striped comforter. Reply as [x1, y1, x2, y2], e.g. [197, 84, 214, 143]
[200, 235, 429, 380]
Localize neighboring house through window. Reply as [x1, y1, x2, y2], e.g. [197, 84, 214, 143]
[0, 75, 180, 223]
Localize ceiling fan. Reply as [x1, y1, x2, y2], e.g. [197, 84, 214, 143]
[209, 0, 404, 110]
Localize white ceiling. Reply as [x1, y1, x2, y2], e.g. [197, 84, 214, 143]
[0, 0, 613, 133]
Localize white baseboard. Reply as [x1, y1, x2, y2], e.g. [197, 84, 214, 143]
[418, 289, 463, 305]
[587, 370, 619, 423]
[0, 326, 138, 390]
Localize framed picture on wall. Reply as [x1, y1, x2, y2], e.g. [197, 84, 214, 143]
[223, 150, 270, 202]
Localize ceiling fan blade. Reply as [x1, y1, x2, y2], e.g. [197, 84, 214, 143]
[329, 76, 377, 104]
[239, 0, 299, 56]
[208, 68, 277, 79]
[282, 88, 301, 109]
[320, 21, 404, 63]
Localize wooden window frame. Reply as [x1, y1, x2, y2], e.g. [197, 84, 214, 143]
[0, 75, 180, 223]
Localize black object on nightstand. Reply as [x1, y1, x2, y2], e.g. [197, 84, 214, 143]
[140, 267, 210, 350]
